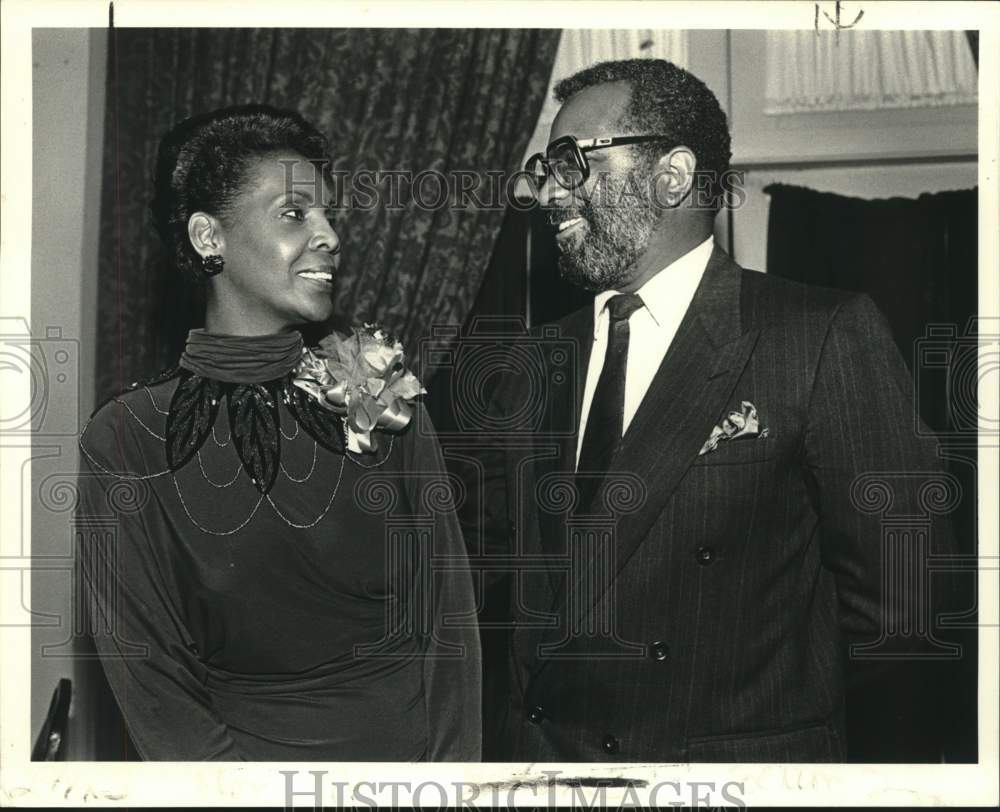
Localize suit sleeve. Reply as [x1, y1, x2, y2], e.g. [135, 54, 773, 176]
[803, 293, 957, 656]
[76, 409, 244, 760]
[402, 404, 483, 760]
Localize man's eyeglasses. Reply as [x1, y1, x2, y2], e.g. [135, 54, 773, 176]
[525, 134, 671, 191]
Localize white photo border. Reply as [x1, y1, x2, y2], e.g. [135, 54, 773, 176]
[2, 0, 997, 806]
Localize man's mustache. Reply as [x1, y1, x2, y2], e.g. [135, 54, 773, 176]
[547, 207, 592, 230]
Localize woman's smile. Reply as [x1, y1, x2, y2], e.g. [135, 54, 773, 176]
[295, 266, 336, 288]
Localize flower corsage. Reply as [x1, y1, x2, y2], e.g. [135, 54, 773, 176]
[293, 324, 426, 453]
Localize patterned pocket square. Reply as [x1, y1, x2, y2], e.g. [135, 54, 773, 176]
[699, 400, 769, 456]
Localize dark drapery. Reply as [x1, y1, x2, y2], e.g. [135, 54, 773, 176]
[764, 184, 977, 433]
[96, 28, 559, 402]
[764, 182, 978, 763]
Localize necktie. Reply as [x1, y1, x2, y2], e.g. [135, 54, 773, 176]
[576, 293, 644, 509]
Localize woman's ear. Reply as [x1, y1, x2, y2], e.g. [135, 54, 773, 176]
[188, 212, 224, 258]
[653, 147, 697, 208]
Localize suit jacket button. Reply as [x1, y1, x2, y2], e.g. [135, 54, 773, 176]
[527, 706, 545, 724]
[649, 641, 669, 661]
[696, 546, 715, 565]
[602, 734, 620, 755]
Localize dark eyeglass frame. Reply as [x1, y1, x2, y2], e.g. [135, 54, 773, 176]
[525, 134, 671, 191]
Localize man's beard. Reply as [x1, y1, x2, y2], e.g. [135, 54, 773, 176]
[555, 187, 659, 293]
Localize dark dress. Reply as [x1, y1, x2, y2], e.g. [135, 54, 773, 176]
[75, 330, 481, 761]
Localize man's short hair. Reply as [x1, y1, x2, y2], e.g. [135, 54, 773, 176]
[554, 58, 733, 208]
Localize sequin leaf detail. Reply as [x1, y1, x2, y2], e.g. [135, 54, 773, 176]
[227, 383, 281, 493]
[284, 381, 346, 456]
[140, 364, 183, 390]
[165, 372, 224, 472]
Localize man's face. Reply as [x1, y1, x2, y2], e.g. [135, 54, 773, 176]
[541, 81, 660, 293]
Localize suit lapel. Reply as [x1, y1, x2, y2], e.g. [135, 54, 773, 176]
[538, 247, 759, 657]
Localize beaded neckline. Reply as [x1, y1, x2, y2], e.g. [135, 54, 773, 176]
[81, 362, 397, 533]
[165, 368, 346, 494]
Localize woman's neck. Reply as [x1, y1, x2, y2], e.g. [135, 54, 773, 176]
[203, 312, 296, 337]
[180, 329, 305, 383]
[203, 291, 298, 336]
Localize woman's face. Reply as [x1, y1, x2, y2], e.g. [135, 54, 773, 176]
[205, 150, 341, 334]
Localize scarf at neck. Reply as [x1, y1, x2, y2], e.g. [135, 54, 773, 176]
[179, 329, 304, 383]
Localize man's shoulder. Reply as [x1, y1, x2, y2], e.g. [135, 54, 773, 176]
[739, 267, 856, 323]
[474, 309, 590, 412]
[737, 269, 899, 368]
[529, 303, 592, 337]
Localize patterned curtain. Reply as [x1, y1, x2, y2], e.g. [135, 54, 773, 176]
[95, 28, 559, 401]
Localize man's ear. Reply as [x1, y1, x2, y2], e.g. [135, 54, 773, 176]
[653, 147, 697, 208]
[188, 212, 224, 258]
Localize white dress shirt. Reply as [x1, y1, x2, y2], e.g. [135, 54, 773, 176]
[575, 236, 714, 468]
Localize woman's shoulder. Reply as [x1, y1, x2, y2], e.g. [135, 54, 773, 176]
[81, 366, 182, 471]
[89, 365, 182, 425]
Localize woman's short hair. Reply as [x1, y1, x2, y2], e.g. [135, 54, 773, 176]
[150, 104, 331, 282]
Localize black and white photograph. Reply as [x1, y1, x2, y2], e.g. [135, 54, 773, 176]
[2, 0, 998, 807]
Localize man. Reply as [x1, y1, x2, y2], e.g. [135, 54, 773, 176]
[479, 59, 954, 762]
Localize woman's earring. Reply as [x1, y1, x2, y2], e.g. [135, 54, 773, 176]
[202, 255, 224, 276]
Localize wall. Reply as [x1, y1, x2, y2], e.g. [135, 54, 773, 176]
[30, 27, 106, 760]
[725, 30, 978, 270]
[686, 29, 733, 252]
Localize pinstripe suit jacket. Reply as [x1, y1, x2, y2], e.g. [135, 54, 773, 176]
[488, 246, 954, 762]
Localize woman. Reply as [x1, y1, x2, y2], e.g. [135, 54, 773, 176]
[76, 105, 481, 761]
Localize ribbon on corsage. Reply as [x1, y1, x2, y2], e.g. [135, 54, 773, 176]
[292, 324, 426, 453]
